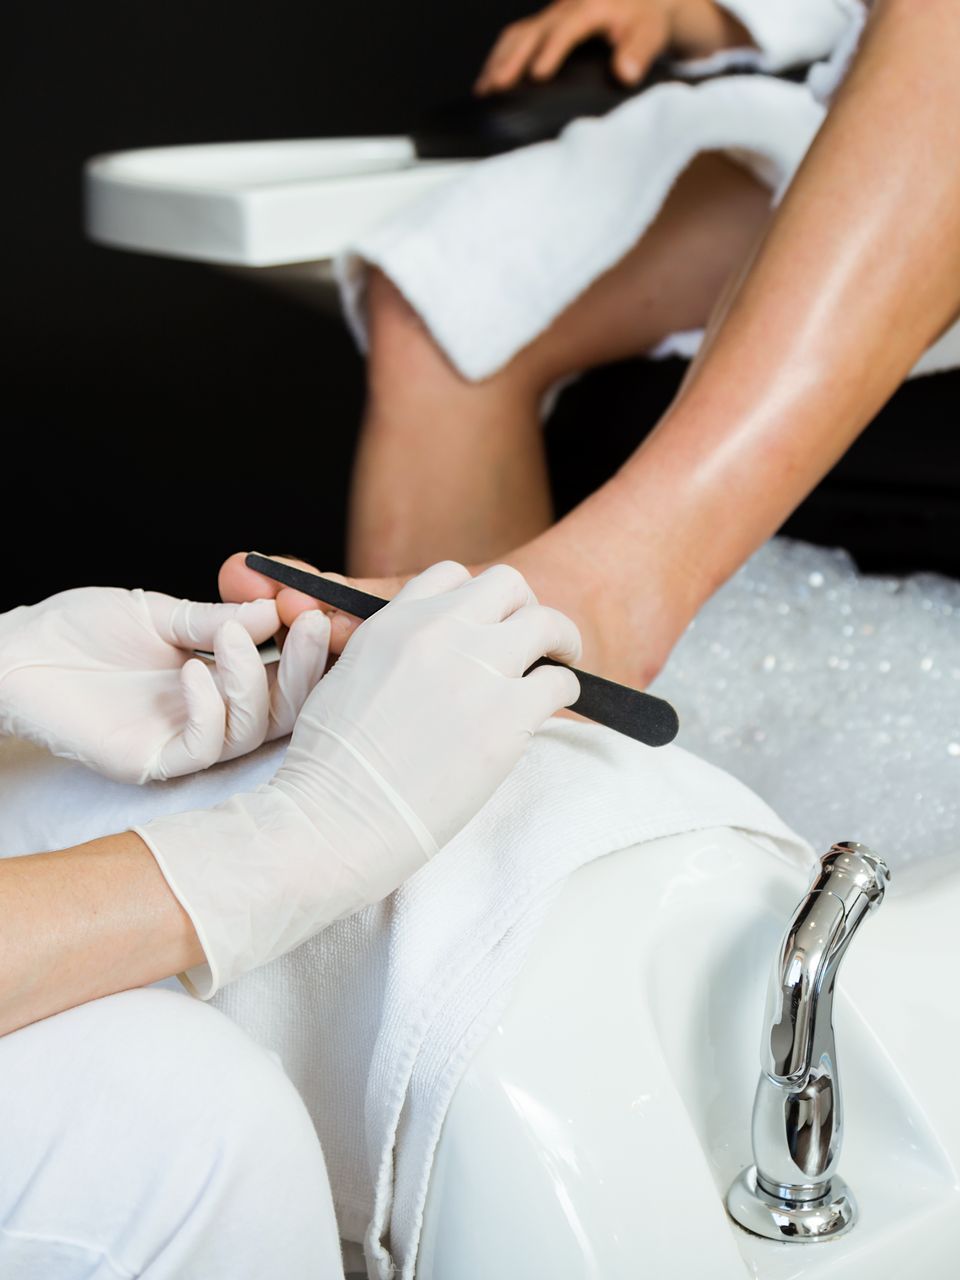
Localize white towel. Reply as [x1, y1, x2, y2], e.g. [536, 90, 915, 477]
[717, 0, 855, 72]
[338, 0, 960, 384]
[0, 721, 808, 1278]
[337, 74, 825, 381]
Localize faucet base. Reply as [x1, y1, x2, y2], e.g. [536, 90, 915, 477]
[726, 1166, 857, 1242]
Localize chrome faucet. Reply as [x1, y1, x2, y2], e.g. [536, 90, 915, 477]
[727, 841, 889, 1242]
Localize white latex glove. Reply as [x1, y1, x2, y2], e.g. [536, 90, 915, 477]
[0, 588, 331, 783]
[136, 561, 582, 996]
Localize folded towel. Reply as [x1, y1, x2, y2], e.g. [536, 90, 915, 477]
[338, 0, 960, 385]
[337, 74, 824, 382]
[716, 0, 855, 72]
[0, 720, 808, 1278]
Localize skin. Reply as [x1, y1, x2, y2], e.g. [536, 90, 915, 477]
[474, 0, 753, 93]
[348, 152, 771, 575]
[0, 569, 579, 1035]
[222, 0, 960, 692]
[0, 833, 203, 1036]
[14, 0, 954, 1036]
[0, 3, 785, 1042]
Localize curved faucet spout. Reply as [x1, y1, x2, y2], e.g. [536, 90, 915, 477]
[763, 842, 888, 1089]
[728, 841, 889, 1243]
[764, 888, 846, 1087]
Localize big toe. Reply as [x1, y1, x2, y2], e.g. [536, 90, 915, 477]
[220, 551, 325, 606]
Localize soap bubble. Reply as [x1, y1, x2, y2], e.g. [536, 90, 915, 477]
[652, 538, 960, 868]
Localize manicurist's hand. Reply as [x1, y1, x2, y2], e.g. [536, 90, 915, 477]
[138, 561, 581, 995]
[474, 0, 753, 94]
[0, 587, 330, 783]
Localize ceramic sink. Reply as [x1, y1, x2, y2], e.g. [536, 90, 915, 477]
[418, 827, 960, 1279]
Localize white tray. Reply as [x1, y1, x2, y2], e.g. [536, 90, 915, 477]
[84, 138, 468, 267]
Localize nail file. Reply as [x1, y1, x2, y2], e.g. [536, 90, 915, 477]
[245, 553, 680, 748]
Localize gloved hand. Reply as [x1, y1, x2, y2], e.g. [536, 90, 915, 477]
[136, 561, 582, 996]
[0, 587, 331, 783]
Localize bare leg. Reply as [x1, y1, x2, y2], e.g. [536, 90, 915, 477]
[347, 152, 771, 577]
[348, 270, 554, 576]
[228, 3, 960, 691]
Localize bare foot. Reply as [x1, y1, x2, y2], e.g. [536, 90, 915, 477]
[220, 512, 701, 687]
[503, 528, 695, 688]
[219, 552, 409, 654]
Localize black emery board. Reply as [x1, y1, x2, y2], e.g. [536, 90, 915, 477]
[245, 553, 679, 748]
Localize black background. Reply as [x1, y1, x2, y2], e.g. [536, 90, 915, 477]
[4, 1, 959, 613]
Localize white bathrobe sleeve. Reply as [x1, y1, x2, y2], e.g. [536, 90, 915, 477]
[709, 0, 861, 71]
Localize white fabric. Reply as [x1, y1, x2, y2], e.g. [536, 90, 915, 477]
[0, 986, 343, 1279]
[338, 0, 960, 383]
[0, 721, 809, 1279]
[136, 562, 580, 996]
[0, 587, 329, 784]
[805, 0, 870, 103]
[715, 0, 854, 71]
[337, 75, 825, 380]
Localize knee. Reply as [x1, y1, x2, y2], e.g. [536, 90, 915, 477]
[365, 267, 551, 413]
[367, 266, 417, 333]
[365, 267, 486, 409]
[0, 988, 338, 1277]
[87, 988, 323, 1189]
[366, 268, 432, 370]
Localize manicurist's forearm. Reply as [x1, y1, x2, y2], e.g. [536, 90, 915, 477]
[622, 0, 960, 599]
[0, 833, 204, 1035]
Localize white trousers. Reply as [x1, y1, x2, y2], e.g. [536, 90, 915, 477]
[0, 985, 345, 1279]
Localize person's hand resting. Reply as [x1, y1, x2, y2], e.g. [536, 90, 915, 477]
[474, 0, 753, 95]
[139, 561, 581, 995]
[0, 587, 330, 783]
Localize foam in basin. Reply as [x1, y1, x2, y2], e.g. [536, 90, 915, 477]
[654, 538, 960, 867]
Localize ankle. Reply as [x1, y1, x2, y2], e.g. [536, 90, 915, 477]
[498, 476, 712, 687]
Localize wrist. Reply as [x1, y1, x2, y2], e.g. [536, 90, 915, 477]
[280, 720, 437, 863]
[672, 0, 756, 58]
[138, 738, 438, 996]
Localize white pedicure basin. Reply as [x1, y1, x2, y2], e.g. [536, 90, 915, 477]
[84, 139, 469, 293]
[418, 828, 960, 1279]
